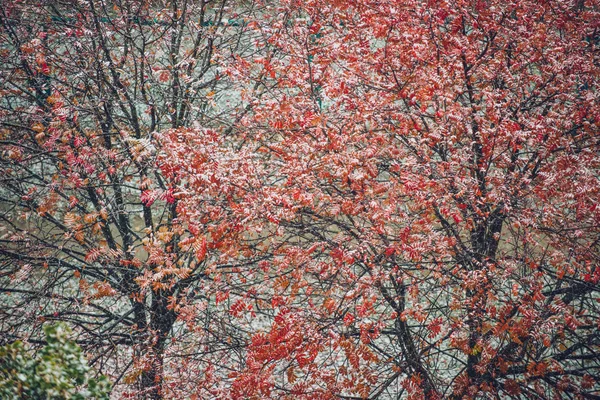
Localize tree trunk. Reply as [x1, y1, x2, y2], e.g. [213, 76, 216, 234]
[138, 290, 176, 399]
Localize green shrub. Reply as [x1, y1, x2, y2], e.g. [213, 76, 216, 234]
[0, 324, 111, 399]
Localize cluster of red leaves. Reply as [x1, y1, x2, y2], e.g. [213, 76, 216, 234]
[162, 0, 600, 398]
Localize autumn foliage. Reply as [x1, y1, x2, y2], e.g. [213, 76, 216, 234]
[2, 0, 600, 398]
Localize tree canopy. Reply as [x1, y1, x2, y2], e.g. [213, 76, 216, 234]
[1, 0, 599, 398]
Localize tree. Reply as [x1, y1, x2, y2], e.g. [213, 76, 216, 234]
[164, 0, 600, 398]
[0, 323, 111, 399]
[0, 0, 266, 398]
[3, 0, 600, 398]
